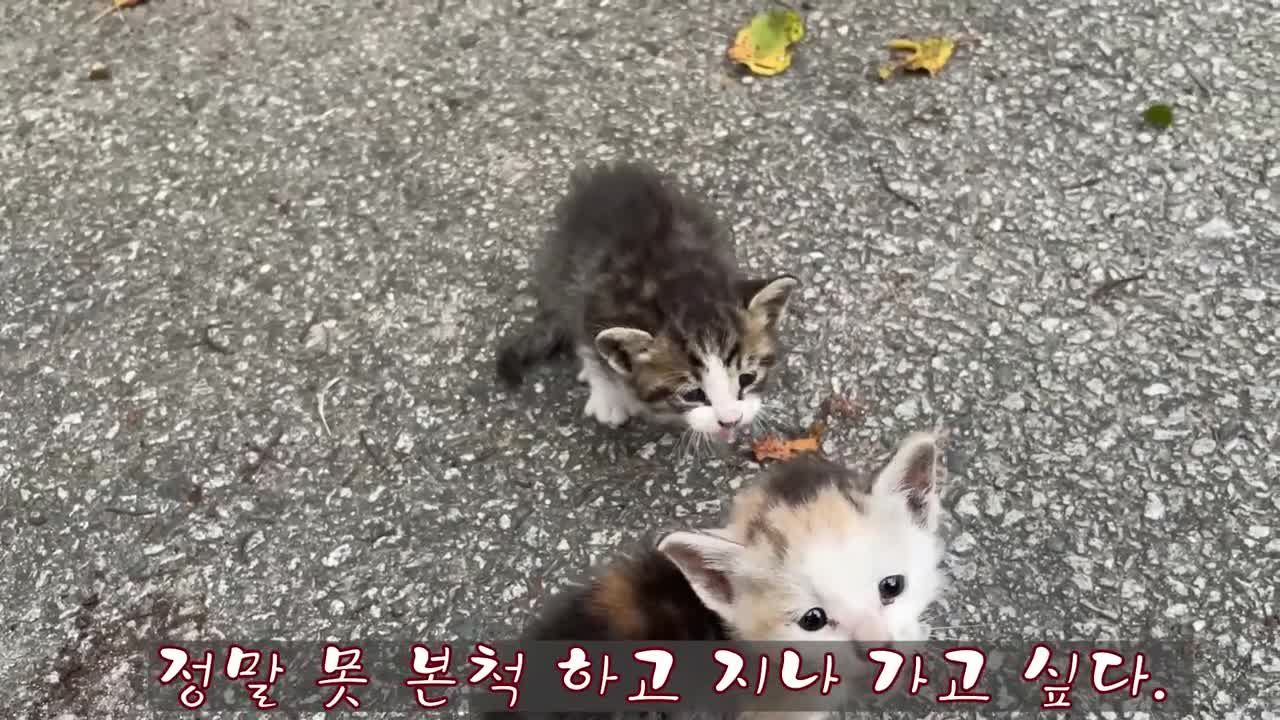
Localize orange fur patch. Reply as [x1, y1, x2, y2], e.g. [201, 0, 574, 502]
[590, 567, 647, 638]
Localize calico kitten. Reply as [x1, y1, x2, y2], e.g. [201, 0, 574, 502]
[493, 431, 948, 717]
[496, 161, 800, 444]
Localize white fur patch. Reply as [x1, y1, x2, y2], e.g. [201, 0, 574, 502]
[687, 352, 746, 437]
[699, 354, 738, 419]
[797, 498, 944, 643]
[739, 393, 763, 426]
[578, 351, 637, 427]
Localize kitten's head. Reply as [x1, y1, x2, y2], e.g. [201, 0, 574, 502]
[657, 431, 947, 644]
[593, 274, 799, 443]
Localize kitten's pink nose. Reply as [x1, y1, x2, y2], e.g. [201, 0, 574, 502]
[848, 616, 891, 643]
[717, 411, 742, 428]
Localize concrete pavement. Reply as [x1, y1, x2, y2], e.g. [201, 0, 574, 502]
[2, 0, 1278, 717]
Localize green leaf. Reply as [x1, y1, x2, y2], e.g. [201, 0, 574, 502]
[727, 8, 806, 76]
[1143, 103, 1174, 129]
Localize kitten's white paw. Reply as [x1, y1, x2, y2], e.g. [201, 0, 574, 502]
[584, 387, 630, 427]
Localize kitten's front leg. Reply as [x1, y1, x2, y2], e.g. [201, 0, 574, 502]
[579, 355, 634, 427]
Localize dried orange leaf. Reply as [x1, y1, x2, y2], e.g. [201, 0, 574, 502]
[727, 8, 806, 77]
[752, 434, 820, 463]
[879, 36, 956, 81]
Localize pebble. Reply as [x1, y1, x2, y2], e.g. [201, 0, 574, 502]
[1195, 217, 1237, 239]
[951, 532, 976, 553]
[322, 543, 352, 568]
[1144, 494, 1166, 520]
[1191, 438, 1217, 457]
[954, 492, 980, 518]
[894, 397, 918, 421]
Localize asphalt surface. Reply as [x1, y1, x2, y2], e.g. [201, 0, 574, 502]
[2, 0, 1278, 718]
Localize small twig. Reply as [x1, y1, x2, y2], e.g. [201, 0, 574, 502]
[365, 525, 396, 546]
[91, 5, 121, 23]
[92, 0, 143, 25]
[1089, 272, 1148, 302]
[298, 315, 317, 343]
[236, 530, 258, 563]
[317, 377, 344, 438]
[1063, 176, 1103, 192]
[870, 160, 923, 212]
[1080, 598, 1120, 621]
[1181, 61, 1213, 98]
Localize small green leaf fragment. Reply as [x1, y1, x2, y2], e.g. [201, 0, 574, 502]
[727, 8, 805, 76]
[1143, 103, 1174, 129]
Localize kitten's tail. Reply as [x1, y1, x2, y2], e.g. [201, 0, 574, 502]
[496, 310, 570, 388]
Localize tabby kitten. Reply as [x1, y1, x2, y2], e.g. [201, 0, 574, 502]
[496, 161, 800, 444]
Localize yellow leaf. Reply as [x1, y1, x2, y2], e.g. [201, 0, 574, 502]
[879, 35, 957, 81]
[727, 8, 806, 77]
[886, 39, 922, 53]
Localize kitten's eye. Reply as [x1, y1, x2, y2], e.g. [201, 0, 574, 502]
[681, 388, 708, 404]
[797, 607, 828, 632]
[738, 372, 757, 389]
[878, 575, 906, 603]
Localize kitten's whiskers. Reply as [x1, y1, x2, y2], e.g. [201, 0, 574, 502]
[674, 428, 694, 462]
[748, 403, 779, 434]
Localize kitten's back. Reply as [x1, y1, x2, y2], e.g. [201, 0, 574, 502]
[551, 162, 676, 259]
[537, 162, 733, 292]
[495, 161, 736, 387]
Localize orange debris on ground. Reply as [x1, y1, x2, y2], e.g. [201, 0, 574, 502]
[751, 434, 820, 462]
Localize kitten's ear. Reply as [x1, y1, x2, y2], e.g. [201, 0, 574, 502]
[657, 530, 745, 620]
[740, 274, 800, 330]
[594, 327, 654, 375]
[873, 431, 946, 532]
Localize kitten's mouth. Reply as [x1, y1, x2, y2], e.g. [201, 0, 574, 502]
[712, 427, 736, 444]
